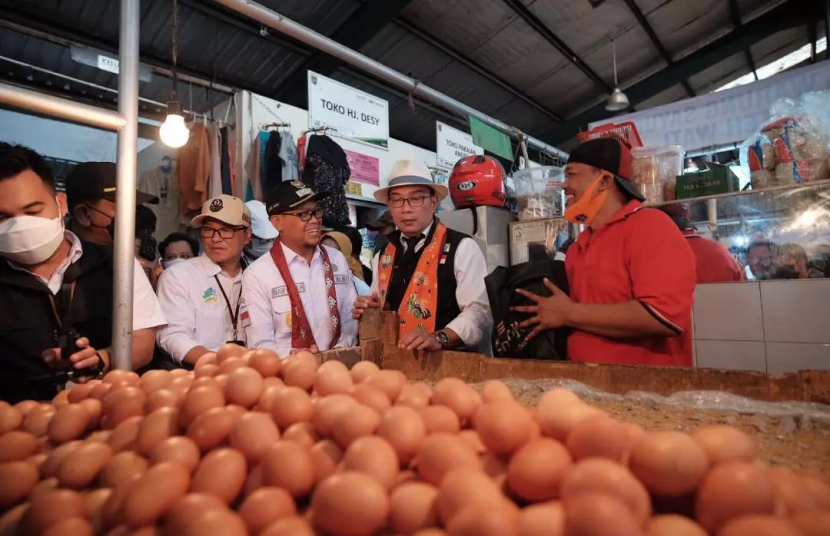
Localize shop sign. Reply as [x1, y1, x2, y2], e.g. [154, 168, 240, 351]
[589, 61, 830, 152]
[308, 71, 389, 149]
[345, 150, 380, 186]
[435, 121, 484, 170]
[345, 181, 363, 196]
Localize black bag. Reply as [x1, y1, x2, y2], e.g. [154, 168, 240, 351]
[485, 260, 569, 360]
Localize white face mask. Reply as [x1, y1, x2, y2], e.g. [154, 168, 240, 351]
[163, 257, 187, 269]
[247, 237, 274, 259]
[0, 213, 65, 265]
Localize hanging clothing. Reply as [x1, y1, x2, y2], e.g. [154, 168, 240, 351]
[176, 123, 211, 219]
[265, 132, 283, 192]
[220, 126, 233, 195]
[208, 125, 223, 199]
[302, 135, 350, 227]
[297, 134, 307, 175]
[244, 131, 268, 201]
[279, 131, 299, 181]
[139, 167, 182, 240]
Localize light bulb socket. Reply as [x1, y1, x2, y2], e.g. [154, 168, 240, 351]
[166, 99, 183, 116]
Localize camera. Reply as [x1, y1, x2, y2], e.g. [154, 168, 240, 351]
[54, 328, 101, 378]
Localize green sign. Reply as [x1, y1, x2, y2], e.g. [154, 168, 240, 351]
[469, 116, 513, 160]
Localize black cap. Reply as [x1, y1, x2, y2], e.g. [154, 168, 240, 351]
[365, 210, 393, 230]
[567, 138, 645, 202]
[65, 162, 159, 210]
[266, 180, 330, 216]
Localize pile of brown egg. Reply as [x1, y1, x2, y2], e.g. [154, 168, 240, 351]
[0, 343, 828, 536]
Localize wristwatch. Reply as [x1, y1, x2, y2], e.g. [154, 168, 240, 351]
[434, 331, 450, 349]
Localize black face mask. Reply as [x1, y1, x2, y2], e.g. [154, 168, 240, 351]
[774, 265, 801, 279]
[84, 205, 115, 239]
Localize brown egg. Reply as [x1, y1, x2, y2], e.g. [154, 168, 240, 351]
[564, 492, 642, 536]
[260, 440, 315, 498]
[791, 511, 830, 536]
[457, 430, 487, 455]
[718, 515, 802, 536]
[58, 441, 114, 488]
[311, 393, 358, 436]
[378, 406, 427, 462]
[42, 517, 93, 536]
[560, 458, 651, 523]
[535, 399, 603, 442]
[281, 351, 319, 390]
[47, 404, 91, 444]
[226, 367, 264, 408]
[350, 383, 392, 413]
[480, 381, 511, 402]
[333, 404, 381, 448]
[122, 462, 190, 528]
[0, 431, 38, 462]
[0, 404, 23, 434]
[150, 436, 201, 473]
[138, 370, 171, 393]
[343, 436, 400, 489]
[190, 448, 247, 504]
[85, 487, 112, 529]
[194, 352, 218, 368]
[474, 400, 534, 456]
[29, 477, 60, 503]
[363, 370, 406, 402]
[179, 507, 248, 536]
[507, 438, 572, 502]
[516, 502, 565, 536]
[26, 452, 48, 471]
[446, 502, 519, 536]
[691, 426, 756, 465]
[436, 469, 505, 524]
[397, 383, 432, 409]
[260, 516, 315, 536]
[108, 416, 144, 452]
[186, 407, 235, 451]
[416, 433, 481, 485]
[144, 389, 179, 413]
[282, 421, 320, 450]
[412, 530, 447, 536]
[194, 363, 220, 379]
[164, 493, 228, 534]
[102, 387, 147, 428]
[136, 407, 179, 456]
[79, 398, 103, 427]
[89, 381, 113, 400]
[15, 399, 39, 415]
[256, 378, 287, 413]
[238, 487, 297, 535]
[0, 503, 27, 536]
[799, 472, 830, 510]
[98, 451, 149, 488]
[646, 514, 707, 536]
[350, 360, 380, 383]
[314, 367, 354, 396]
[216, 342, 247, 363]
[229, 411, 280, 463]
[629, 431, 709, 497]
[22, 489, 87, 535]
[432, 378, 479, 422]
[22, 404, 54, 437]
[0, 461, 38, 509]
[310, 439, 344, 484]
[769, 468, 820, 515]
[390, 482, 439, 534]
[66, 384, 93, 403]
[271, 387, 314, 429]
[244, 464, 264, 497]
[246, 349, 282, 377]
[420, 405, 461, 434]
[566, 416, 632, 463]
[695, 461, 776, 533]
[178, 386, 225, 428]
[52, 388, 71, 407]
[191, 376, 221, 391]
[103, 370, 140, 385]
[311, 471, 390, 536]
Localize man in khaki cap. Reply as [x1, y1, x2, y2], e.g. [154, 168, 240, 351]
[156, 194, 252, 365]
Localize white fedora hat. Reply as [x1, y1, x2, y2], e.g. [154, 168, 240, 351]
[374, 159, 449, 204]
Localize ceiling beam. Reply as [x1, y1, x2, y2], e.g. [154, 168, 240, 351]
[273, 0, 415, 107]
[392, 18, 564, 123]
[621, 0, 695, 97]
[728, 0, 759, 80]
[541, 0, 814, 145]
[500, 0, 613, 94]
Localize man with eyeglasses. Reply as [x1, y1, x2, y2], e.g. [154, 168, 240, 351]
[352, 160, 491, 354]
[242, 181, 358, 358]
[156, 194, 253, 365]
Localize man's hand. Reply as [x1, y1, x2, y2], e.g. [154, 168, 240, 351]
[513, 278, 575, 342]
[398, 331, 442, 352]
[290, 344, 320, 355]
[352, 292, 381, 319]
[42, 337, 108, 379]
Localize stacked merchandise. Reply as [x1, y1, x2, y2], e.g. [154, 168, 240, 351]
[176, 122, 238, 222]
[512, 167, 565, 221]
[630, 146, 684, 204]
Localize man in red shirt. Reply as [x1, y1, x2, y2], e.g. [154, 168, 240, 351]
[662, 203, 745, 284]
[515, 138, 696, 366]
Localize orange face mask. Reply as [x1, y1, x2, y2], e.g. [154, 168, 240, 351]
[564, 174, 609, 224]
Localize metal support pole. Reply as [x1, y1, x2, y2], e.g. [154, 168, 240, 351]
[111, 0, 140, 371]
[0, 82, 126, 131]
[211, 0, 568, 160]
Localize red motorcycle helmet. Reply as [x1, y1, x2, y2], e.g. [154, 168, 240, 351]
[449, 155, 506, 208]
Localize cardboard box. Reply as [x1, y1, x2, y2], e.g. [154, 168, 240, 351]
[675, 162, 740, 199]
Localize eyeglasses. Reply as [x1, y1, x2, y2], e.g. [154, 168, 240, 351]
[388, 196, 432, 208]
[283, 208, 324, 222]
[199, 226, 244, 239]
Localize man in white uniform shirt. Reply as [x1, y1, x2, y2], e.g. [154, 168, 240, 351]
[156, 195, 252, 365]
[242, 181, 358, 358]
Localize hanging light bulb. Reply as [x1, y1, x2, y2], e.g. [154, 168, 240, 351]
[160, 0, 189, 148]
[605, 39, 630, 112]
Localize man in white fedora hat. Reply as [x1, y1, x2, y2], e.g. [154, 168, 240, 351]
[352, 159, 491, 353]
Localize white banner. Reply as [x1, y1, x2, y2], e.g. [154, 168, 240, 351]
[435, 121, 483, 169]
[308, 71, 389, 149]
[590, 61, 830, 152]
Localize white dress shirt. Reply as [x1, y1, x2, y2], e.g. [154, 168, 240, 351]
[156, 255, 244, 362]
[370, 223, 492, 351]
[242, 243, 358, 358]
[8, 231, 166, 331]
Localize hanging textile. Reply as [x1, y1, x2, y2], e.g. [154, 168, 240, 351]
[208, 124, 222, 198]
[279, 131, 299, 181]
[264, 131, 283, 192]
[139, 165, 182, 239]
[220, 126, 232, 195]
[297, 134, 307, 175]
[302, 134, 350, 227]
[176, 123, 211, 219]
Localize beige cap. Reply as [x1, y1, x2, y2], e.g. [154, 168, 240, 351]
[190, 194, 252, 228]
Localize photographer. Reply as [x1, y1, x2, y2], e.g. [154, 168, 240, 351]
[0, 144, 166, 402]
